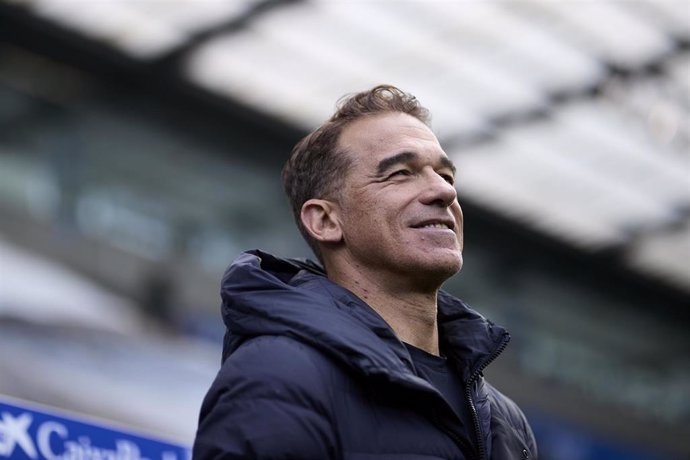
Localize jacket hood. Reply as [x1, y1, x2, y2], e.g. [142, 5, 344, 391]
[220, 250, 509, 383]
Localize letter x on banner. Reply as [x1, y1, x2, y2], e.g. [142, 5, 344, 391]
[0, 396, 190, 460]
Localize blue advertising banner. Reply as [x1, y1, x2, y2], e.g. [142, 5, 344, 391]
[0, 396, 190, 460]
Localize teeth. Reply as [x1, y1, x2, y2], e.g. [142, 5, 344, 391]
[421, 223, 448, 229]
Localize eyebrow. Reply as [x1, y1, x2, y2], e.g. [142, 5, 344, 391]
[376, 151, 456, 177]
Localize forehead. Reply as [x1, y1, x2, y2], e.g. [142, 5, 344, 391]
[338, 112, 444, 164]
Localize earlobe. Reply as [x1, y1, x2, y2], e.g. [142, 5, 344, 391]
[301, 199, 343, 243]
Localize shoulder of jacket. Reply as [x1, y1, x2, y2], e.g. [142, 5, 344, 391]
[484, 380, 538, 456]
[484, 381, 531, 431]
[219, 335, 339, 391]
[196, 334, 341, 459]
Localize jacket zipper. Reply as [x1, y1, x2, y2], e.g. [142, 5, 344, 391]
[465, 332, 510, 460]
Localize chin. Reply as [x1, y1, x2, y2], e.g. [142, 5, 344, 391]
[439, 256, 463, 277]
[452, 257, 464, 274]
[413, 252, 463, 282]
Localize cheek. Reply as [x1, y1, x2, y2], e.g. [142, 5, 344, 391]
[453, 204, 464, 228]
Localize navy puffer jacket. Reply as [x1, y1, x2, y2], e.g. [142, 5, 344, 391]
[193, 250, 537, 460]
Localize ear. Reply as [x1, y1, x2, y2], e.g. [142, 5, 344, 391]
[300, 199, 343, 244]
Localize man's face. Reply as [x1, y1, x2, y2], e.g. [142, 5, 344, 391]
[334, 112, 464, 287]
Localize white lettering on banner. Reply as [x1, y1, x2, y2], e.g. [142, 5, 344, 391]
[0, 410, 180, 460]
[0, 412, 38, 459]
[61, 439, 147, 460]
[37, 422, 67, 460]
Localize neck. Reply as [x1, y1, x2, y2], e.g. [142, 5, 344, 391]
[326, 259, 441, 355]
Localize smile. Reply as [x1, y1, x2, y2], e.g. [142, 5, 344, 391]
[420, 223, 450, 229]
[412, 219, 456, 230]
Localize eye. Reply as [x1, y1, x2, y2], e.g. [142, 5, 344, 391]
[440, 173, 455, 185]
[389, 169, 412, 178]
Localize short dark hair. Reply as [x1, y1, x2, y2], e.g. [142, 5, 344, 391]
[282, 84, 431, 261]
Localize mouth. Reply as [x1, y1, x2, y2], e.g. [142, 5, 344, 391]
[412, 219, 455, 231]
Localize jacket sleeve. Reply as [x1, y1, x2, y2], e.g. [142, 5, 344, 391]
[192, 336, 338, 460]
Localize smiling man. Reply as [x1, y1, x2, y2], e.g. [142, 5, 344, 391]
[193, 85, 538, 460]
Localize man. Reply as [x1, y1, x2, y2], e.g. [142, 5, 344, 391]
[193, 85, 537, 459]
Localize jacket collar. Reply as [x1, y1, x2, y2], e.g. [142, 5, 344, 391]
[221, 250, 509, 384]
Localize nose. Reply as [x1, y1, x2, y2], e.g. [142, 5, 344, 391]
[419, 169, 458, 207]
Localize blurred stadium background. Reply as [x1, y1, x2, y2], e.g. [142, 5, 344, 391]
[0, 0, 688, 458]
